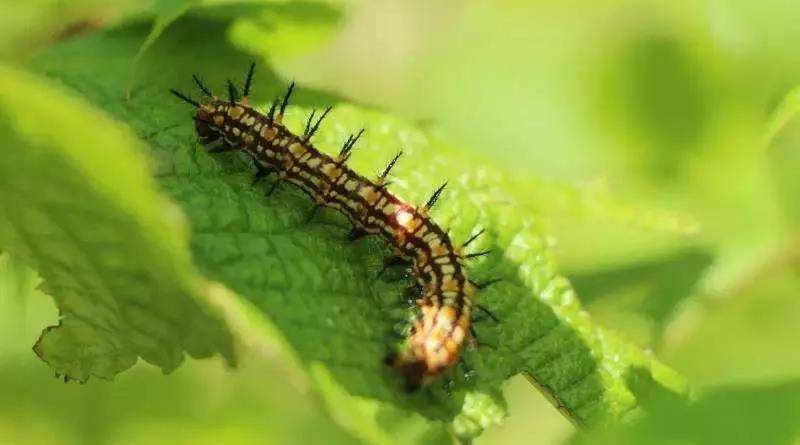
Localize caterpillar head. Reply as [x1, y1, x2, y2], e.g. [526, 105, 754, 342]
[385, 350, 429, 392]
[386, 304, 468, 392]
[193, 100, 226, 145]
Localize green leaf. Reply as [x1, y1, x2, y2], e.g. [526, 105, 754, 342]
[0, 1, 146, 60]
[127, 0, 199, 99]
[662, 267, 800, 386]
[569, 247, 713, 348]
[763, 85, 800, 150]
[508, 176, 700, 237]
[569, 380, 800, 445]
[24, 14, 685, 442]
[765, 85, 800, 224]
[227, 2, 343, 60]
[133, 0, 198, 63]
[0, 63, 235, 381]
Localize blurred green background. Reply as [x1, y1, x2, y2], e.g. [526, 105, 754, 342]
[1, 0, 799, 444]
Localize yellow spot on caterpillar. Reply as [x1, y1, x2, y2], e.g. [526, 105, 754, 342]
[229, 106, 244, 119]
[289, 143, 307, 157]
[396, 209, 413, 227]
[431, 244, 448, 257]
[437, 306, 456, 324]
[451, 326, 465, 343]
[213, 115, 224, 126]
[442, 291, 458, 300]
[355, 204, 368, 221]
[260, 126, 277, 140]
[360, 186, 381, 205]
[322, 163, 342, 180]
[463, 281, 477, 297]
[434, 256, 451, 265]
[441, 277, 459, 292]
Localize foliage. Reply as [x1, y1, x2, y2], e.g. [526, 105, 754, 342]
[0, 64, 235, 380]
[0, 3, 684, 443]
[1, 1, 800, 445]
[570, 380, 800, 445]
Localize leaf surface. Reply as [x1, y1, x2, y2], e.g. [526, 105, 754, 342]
[0, 63, 236, 381]
[569, 380, 800, 445]
[18, 12, 685, 441]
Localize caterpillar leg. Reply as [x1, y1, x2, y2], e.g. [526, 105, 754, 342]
[469, 325, 497, 350]
[378, 255, 412, 279]
[247, 153, 274, 183]
[458, 356, 476, 382]
[475, 304, 500, 323]
[345, 227, 367, 241]
[306, 204, 323, 223]
[252, 163, 274, 185]
[403, 284, 423, 305]
[266, 177, 282, 196]
[207, 141, 239, 153]
[469, 278, 502, 290]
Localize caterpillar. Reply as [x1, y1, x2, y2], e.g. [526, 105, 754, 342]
[171, 63, 496, 391]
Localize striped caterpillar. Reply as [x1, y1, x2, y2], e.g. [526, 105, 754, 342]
[171, 63, 496, 390]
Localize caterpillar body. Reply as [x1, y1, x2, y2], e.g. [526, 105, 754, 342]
[171, 64, 492, 390]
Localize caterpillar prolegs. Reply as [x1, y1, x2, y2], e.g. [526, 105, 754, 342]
[171, 63, 497, 391]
